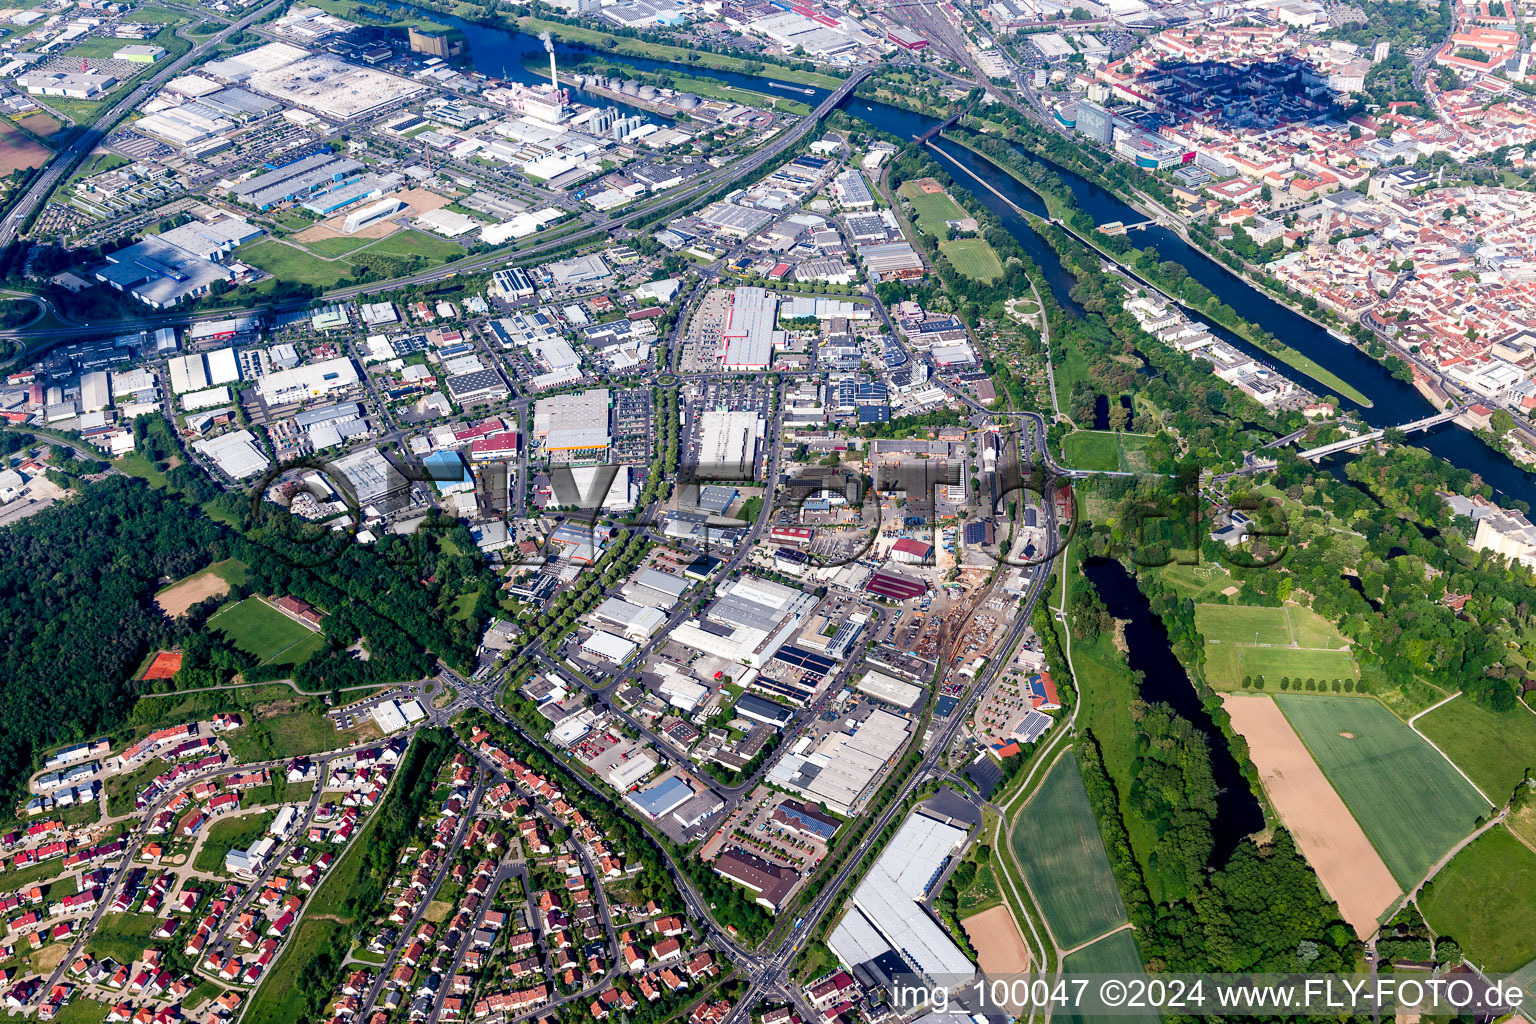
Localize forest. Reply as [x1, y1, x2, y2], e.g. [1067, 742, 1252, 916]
[0, 476, 225, 799]
[1071, 621, 1359, 974]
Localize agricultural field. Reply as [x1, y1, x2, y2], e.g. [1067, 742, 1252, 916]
[1221, 694, 1398, 937]
[1196, 603, 1359, 687]
[0, 120, 50, 173]
[1010, 753, 1129, 949]
[1277, 695, 1488, 887]
[1061, 931, 1157, 1024]
[1420, 826, 1536, 972]
[940, 238, 1003, 282]
[1413, 696, 1536, 802]
[1061, 430, 1151, 473]
[208, 597, 322, 665]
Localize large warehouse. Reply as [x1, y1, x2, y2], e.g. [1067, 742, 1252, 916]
[254, 357, 359, 405]
[767, 709, 910, 814]
[670, 575, 819, 669]
[697, 410, 764, 480]
[532, 389, 610, 459]
[828, 811, 974, 990]
[721, 286, 780, 370]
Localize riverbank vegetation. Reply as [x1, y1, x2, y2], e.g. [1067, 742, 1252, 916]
[1061, 548, 1358, 972]
[947, 126, 1374, 406]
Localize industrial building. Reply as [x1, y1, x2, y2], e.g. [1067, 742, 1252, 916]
[855, 669, 924, 710]
[372, 698, 427, 733]
[168, 349, 239, 394]
[734, 693, 794, 729]
[670, 576, 820, 669]
[581, 629, 638, 665]
[342, 197, 406, 234]
[721, 286, 779, 370]
[229, 152, 365, 211]
[714, 849, 798, 912]
[697, 410, 764, 480]
[620, 568, 690, 609]
[93, 237, 235, 309]
[254, 357, 359, 405]
[329, 447, 402, 507]
[79, 371, 110, 413]
[16, 71, 116, 98]
[192, 430, 270, 480]
[445, 368, 510, 406]
[766, 709, 910, 814]
[114, 44, 166, 62]
[627, 776, 693, 819]
[590, 597, 667, 641]
[532, 389, 610, 459]
[828, 811, 974, 990]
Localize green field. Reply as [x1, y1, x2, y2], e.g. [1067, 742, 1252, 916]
[243, 919, 344, 1024]
[1196, 603, 1359, 686]
[156, 557, 248, 596]
[1413, 697, 1536, 802]
[194, 810, 277, 874]
[1010, 753, 1129, 949]
[1508, 953, 1536, 1003]
[940, 238, 1003, 282]
[1061, 430, 1151, 473]
[226, 711, 370, 762]
[1277, 695, 1488, 886]
[364, 228, 465, 261]
[208, 597, 321, 665]
[238, 240, 357, 289]
[85, 913, 158, 965]
[516, 16, 841, 88]
[1420, 826, 1536, 972]
[1061, 931, 1157, 1024]
[306, 234, 377, 257]
[898, 181, 967, 237]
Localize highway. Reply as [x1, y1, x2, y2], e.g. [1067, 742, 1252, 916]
[0, 0, 288, 251]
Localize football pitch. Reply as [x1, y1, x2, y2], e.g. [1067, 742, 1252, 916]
[1196, 603, 1359, 685]
[1010, 752, 1129, 950]
[940, 238, 1003, 282]
[1276, 695, 1488, 887]
[209, 597, 322, 665]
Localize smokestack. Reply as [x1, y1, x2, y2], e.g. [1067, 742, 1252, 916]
[540, 31, 557, 91]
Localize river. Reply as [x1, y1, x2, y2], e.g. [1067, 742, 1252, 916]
[396, 5, 1531, 844]
[417, 6, 1536, 502]
[1082, 560, 1265, 855]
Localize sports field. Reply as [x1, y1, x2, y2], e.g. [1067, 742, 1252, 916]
[1277, 695, 1488, 887]
[1420, 826, 1536, 972]
[1196, 603, 1359, 686]
[1061, 931, 1157, 1024]
[209, 597, 323, 665]
[1010, 753, 1129, 950]
[940, 238, 1003, 282]
[901, 188, 967, 238]
[1413, 695, 1536, 802]
[1061, 430, 1151, 473]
